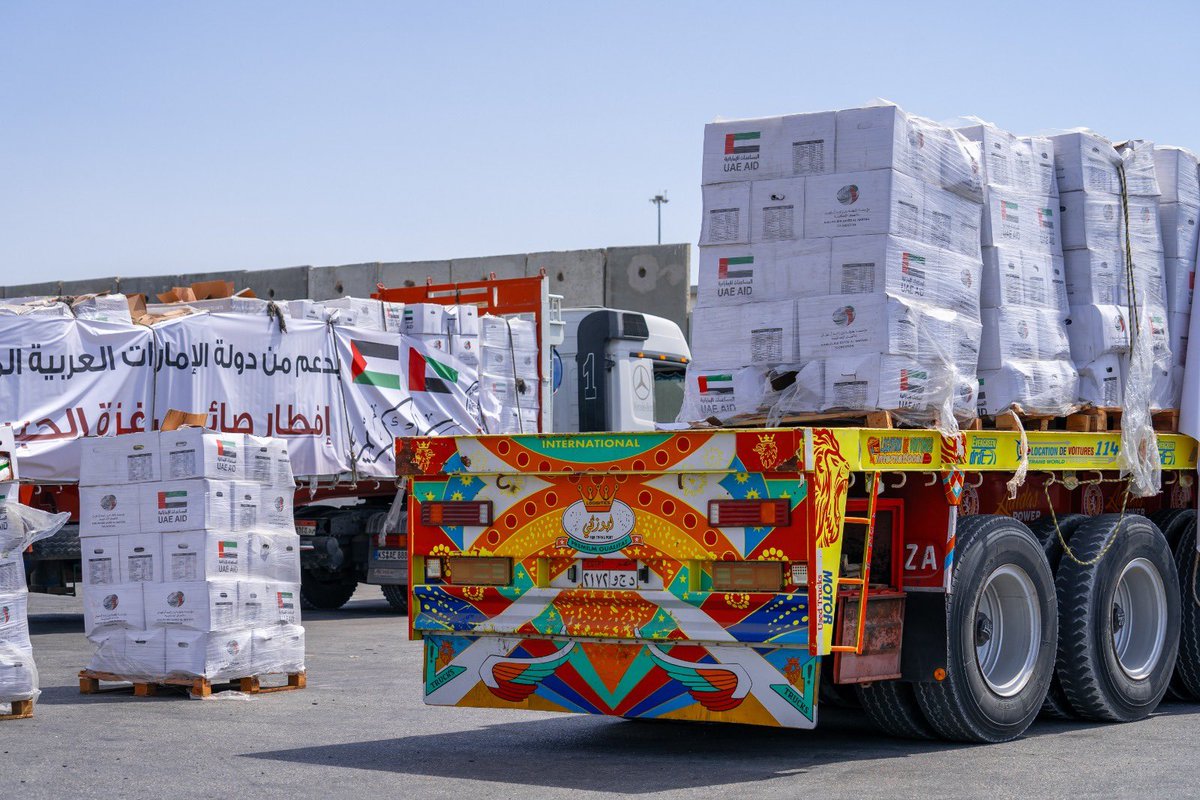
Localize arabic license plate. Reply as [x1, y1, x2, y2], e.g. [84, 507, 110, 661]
[581, 558, 638, 590]
[375, 549, 407, 562]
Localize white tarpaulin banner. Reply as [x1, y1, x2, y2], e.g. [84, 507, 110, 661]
[333, 327, 480, 479]
[152, 313, 350, 477]
[0, 317, 155, 480]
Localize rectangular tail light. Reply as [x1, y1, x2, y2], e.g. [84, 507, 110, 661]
[448, 556, 512, 586]
[422, 501, 493, 527]
[711, 561, 785, 592]
[708, 499, 790, 527]
[376, 533, 408, 549]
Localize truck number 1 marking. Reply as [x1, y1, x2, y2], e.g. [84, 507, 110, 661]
[904, 544, 937, 572]
[583, 352, 597, 400]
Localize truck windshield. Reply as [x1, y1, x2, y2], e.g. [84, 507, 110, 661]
[653, 363, 686, 423]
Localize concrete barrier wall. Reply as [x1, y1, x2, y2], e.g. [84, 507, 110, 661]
[1, 245, 692, 331]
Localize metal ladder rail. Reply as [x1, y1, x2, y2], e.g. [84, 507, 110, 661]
[828, 471, 880, 656]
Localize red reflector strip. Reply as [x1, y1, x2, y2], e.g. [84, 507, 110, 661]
[421, 501, 493, 527]
[708, 499, 790, 527]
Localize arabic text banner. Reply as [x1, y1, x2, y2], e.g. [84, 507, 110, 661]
[0, 317, 155, 480]
[153, 313, 351, 477]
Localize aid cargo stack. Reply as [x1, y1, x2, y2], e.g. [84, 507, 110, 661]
[479, 314, 541, 433]
[1154, 146, 1199, 393]
[958, 122, 1078, 415]
[78, 429, 305, 690]
[1051, 133, 1174, 409]
[683, 103, 984, 425]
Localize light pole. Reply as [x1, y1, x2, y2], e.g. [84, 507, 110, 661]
[649, 192, 669, 244]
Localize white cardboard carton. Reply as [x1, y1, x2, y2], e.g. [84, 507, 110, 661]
[679, 364, 768, 421]
[1050, 131, 1121, 195]
[976, 360, 1079, 416]
[79, 484, 142, 534]
[981, 247, 1068, 311]
[166, 628, 252, 679]
[829, 234, 982, 318]
[794, 294, 918, 360]
[979, 308, 1072, 370]
[0, 645, 37, 698]
[690, 299, 799, 365]
[822, 355, 928, 413]
[267, 582, 302, 626]
[702, 116, 783, 184]
[160, 429, 245, 481]
[750, 178, 805, 242]
[779, 111, 836, 177]
[238, 581, 271, 628]
[1064, 304, 1129, 363]
[980, 187, 1060, 252]
[959, 124, 1056, 195]
[80, 535, 119, 587]
[696, 240, 831, 307]
[82, 583, 145, 634]
[247, 533, 301, 583]
[85, 631, 126, 675]
[0, 593, 28, 644]
[1077, 355, 1123, 408]
[161, 531, 250, 582]
[139, 479, 250, 534]
[1064, 248, 1123, 305]
[1170, 312, 1189, 366]
[1058, 190, 1122, 251]
[449, 335, 479, 368]
[251, 625, 305, 674]
[444, 304, 480, 337]
[122, 628, 167, 679]
[480, 345, 539, 378]
[0, 550, 23, 594]
[119, 533, 162, 584]
[700, 182, 751, 245]
[401, 304, 446, 336]
[1159, 202, 1199, 261]
[1164, 257, 1194, 315]
[1153, 147, 1200, 206]
[259, 484, 295, 534]
[245, 435, 294, 489]
[144, 580, 238, 631]
[79, 432, 159, 486]
[480, 316, 536, 351]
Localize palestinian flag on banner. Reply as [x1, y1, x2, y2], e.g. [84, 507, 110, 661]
[717, 256, 753, 280]
[158, 490, 186, 510]
[409, 347, 458, 393]
[697, 373, 734, 396]
[350, 339, 401, 389]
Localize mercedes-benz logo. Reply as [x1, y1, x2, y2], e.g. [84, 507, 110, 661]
[633, 364, 651, 400]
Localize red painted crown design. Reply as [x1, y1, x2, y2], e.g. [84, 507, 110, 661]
[578, 477, 617, 513]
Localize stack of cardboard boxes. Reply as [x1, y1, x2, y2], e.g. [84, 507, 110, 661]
[478, 315, 540, 433]
[1155, 146, 1199, 386]
[79, 429, 304, 683]
[1052, 134, 1174, 408]
[399, 302, 481, 368]
[684, 103, 984, 424]
[960, 123, 1077, 415]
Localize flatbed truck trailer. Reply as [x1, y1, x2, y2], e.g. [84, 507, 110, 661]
[400, 425, 1199, 742]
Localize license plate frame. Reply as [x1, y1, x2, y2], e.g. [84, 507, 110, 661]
[375, 549, 407, 562]
[580, 558, 638, 590]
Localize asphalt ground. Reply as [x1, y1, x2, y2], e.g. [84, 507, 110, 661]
[6, 586, 1200, 800]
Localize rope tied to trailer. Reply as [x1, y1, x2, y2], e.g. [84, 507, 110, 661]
[1040, 472, 1132, 567]
[1005, 408, 1029, 500]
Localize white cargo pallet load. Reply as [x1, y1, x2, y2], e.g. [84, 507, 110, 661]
[1049, 132, 1177, 410]
[79, 429, 306, 687]
[958, 120, 1076, 416]
[683, 102, 985, 427]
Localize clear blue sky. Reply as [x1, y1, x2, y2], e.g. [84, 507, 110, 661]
[3, 1, 1198, 282]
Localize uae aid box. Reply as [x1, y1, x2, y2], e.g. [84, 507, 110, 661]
[1077, 355, 1123, 408]
[0, 593, 28, 645]
[161, 531, 250, 581]
[765, 360, 825, 415]
[79, 432, 159, 486]
[248, 532, 301, 582]
[1165, 258, 1194, 314]
[80, 535, 119, 587]
[0, 646, 35, 698]
[779, 111, 836, 177]
[976, 360, 1079, 416]
[835, 105, 944, 182]
[1050, 131, 1121, 195]
[322, 297, 384, 330]
[821, 355, 931, 413]
[805, 169, 922, 240]
[481, 316, 537, 351]
[1058, 191, 1122, 251]
[238, 581, 271, 628]
[689, 299, 798, 365]
[1064, 248, 1122, 305]
[958, 124, 1057, 195]
[259, 484, 296, 533]
[697, 240, 831, 306]
[981, 187, 1060, 252]
[829, 235, 981, 317]
[413, 334, 450, 354]
[680, 364, 769, 420]
[480, 345, 539, 378]
[1170, 313, 1189, 366]
[982, 247, 1068, 310]
[83, 583, 145, 634]
[493, 406, 541, 435]
[245, 435, 294, 489]
[268, 583, 302, 625]
[139, 480, 257, 534]
[978, 308, 1072, 370]
[86, 631, 125, 674]
[401, 304, 446, 336]
[1114, 140, 1162, 198]
[166, 628, 252, 679]
[1153, 147, 1200, 206]
[119, 533, 162, 584]
[702, 116, 784, 184]
[145, 580, 238, 631]
[79, 484, 142, 533]
[794, 294, 919, 360]
[1064, 305, 1129, 363]
[750, 178, 806, 243]
[700, 182, 751, 245]
[381, 301, 405, 333]
[450, 335, 479, 368]
[444, 304, 480, 337]
[1159, 203, 1200, 260]
[121, 628, 167, 678]
[0, 550, 23, 594]
[252, 625, 305, 673]
[160, 429, 245, 481]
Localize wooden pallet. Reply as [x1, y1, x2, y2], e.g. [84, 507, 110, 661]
[78, 670, 306, 698]
[717, 409, 898, 430]
[1065, 408, 1180, 434]
[0, 699, 33, 720]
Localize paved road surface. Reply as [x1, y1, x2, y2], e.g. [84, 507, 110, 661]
[8, 587, 1199, 799]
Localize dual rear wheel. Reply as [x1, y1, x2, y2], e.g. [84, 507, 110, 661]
[859, 512, 1182, 742]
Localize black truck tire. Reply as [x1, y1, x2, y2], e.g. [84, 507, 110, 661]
[1055, 514, 1180, 722]
[1029, 513, 1089, 720]
[914, 515, 1057, 743]
[1171, 518, 1200, 701]
[856, 681, 937, 740]
[380, 584, 409, 613]
[1150, 508, 1195, 552]
[300, 571, 358, 610]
